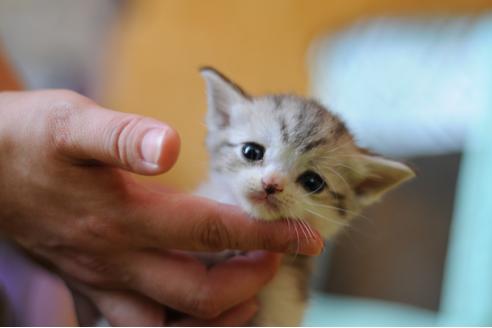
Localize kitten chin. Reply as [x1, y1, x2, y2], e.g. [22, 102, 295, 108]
[235, 195, 285, 221]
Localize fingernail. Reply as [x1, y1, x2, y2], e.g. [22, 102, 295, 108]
[290, 239, 323, 256]
[141, 128, 165, 165]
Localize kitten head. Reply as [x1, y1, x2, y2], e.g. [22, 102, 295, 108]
[200, 67, 414, 238]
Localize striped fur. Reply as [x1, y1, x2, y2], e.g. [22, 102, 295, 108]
[196, 67, 415, 326]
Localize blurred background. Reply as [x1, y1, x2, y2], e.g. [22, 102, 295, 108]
[1, 0, 492, 325]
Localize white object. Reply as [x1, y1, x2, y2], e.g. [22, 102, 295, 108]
[308, 15, 492, 157]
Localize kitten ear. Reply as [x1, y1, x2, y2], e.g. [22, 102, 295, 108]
[354, 155, 415, 206]
[200, 67, 250, 129]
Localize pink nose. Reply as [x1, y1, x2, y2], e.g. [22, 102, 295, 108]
[261, 176, 285, 195]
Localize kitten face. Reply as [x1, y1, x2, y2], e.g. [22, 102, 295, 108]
[201, 67, 414, 238]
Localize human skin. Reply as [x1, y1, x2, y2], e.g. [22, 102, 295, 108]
[0, 90, 322, 325]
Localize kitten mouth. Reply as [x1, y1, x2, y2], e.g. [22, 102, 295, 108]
[247, 191, 280, 210]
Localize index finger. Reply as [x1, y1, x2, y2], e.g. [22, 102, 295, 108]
[123, 250, 280, 319]
[126, 190, 323, 256]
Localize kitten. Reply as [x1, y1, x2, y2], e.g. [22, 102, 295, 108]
[196, 67, 415, 326]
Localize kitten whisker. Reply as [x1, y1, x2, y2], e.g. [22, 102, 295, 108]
[304, 208, 347, 227]
[302, 218, 315, 240]
[285, 216, 292, 235]
[333, 163, 364, 174]
[317, 159, 364, 175]
[292, 218, 300, 260]
[306, 200, 372, 221]
[307, 222, 317, 239]
[300, 218, 316, 239]
[319, 161, 385, 183]
[322, 165, 351, 191]
[324, 140, 354, 154]
[297, 219, 309, 243]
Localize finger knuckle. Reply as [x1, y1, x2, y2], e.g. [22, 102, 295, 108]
[50, 89, 86, 102]
[75, 253, 113, 276]
[193, 214, 231, 251]
[43, 90, 92, 152]
[187, 287, 221, 319]
[256, 223, 289, 252]
[75, 215, 129, 252]
[71, 253, 132, 288]
[66, 256, 114, 287]
[45, 103, 76, 153]
[80, 215, 115, 241]
[107, 114, 146, 168]
[261, 232, 283, 251]
[78, 270, 112, 287]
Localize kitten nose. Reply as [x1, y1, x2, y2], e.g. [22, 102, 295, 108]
[261, 178, 284, 195]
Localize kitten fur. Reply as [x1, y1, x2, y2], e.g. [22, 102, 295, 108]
[196, 67, 415, 326]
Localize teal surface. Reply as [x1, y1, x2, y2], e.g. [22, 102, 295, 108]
[437, 18, 492, 325]
[304, 293, 436, 326]
[438, 61, 492, 326]
[304, 16, 492, 327]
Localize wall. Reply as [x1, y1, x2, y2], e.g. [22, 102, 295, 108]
[0, 47, 21, 90]
[102, 0, 492, 189]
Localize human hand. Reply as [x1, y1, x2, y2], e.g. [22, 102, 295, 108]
[0, 90, 322, 325]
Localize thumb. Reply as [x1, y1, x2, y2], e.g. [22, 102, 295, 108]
[52, 103, 180, 175]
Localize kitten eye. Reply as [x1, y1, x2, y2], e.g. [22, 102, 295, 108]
[241, 142, 265, 161]
[297, 171, 326, 194]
